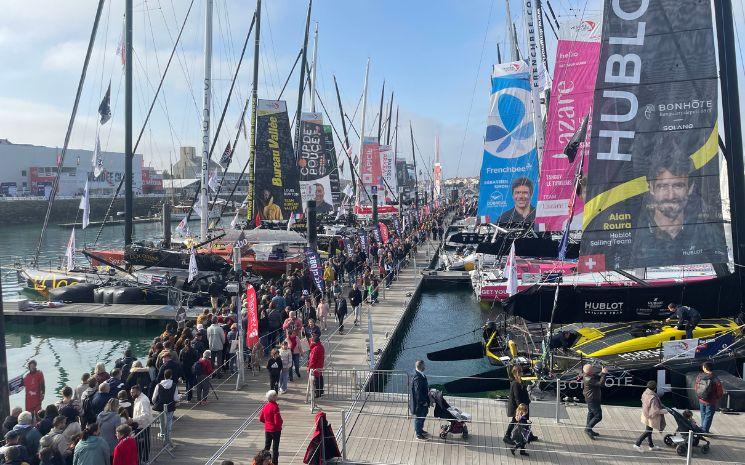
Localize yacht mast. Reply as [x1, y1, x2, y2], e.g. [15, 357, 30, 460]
[310, 23, 319, 113]
[199, 0, 213, 241]
[124, 0, 134, 244]
[246, 0, 261, 223]
[356, 58, 370, 207]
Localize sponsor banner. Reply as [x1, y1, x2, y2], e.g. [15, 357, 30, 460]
[245, 284, 259, 347]
[305, 247, 325, 293]
[353, 204, 399, 215]
[360, 137, 382, 204]
[391, 216, 402, 236]
[379, 222, 390, 243]
[299, 115, 335, 215]
[477, 61, 539, 224]
[252, 100, 302, 221]
[662, 338, 699, 361]
[535, 14, 603, 232]
[359, 228, 369, 253]
[371, 224, 382, 243]
[343, 237, 354, 256]
[380, 145, 398, 202]
[324, 125, 342, 207]
[579, 1, 727, 271]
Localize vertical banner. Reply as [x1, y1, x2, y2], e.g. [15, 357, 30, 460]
[360, 137, 382, 204]
[379, 222, 390, 244]
[305, 247, 325, 293]
[535, 15, 603, 232]
[298, 112, 336, 215]
[324, 125, 342, 207]
[253, 100, 302, 221]
[343, 237, 354, 256]
[380, 145, 398, 202]
[245, 284, 259, 347]
[578, 0, 727, 272]
[391, 216, 402, 236]
[359, 228, 369, 253]
[370, 224, 382, 244]
[476, 61, 539, 224]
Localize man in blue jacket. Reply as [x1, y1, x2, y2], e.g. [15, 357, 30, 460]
[409, 360, 430, 441]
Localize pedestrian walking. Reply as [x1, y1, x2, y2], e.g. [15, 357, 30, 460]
[195, 351, 214, 405]
[695, 361, 724, 432]
[278, 341, 292, 394]
[408, 360, 430, 441]
[307, 336, 325, 398]
[287, 331, 303, 381]
[583, 364, 608, 439]
[316, 298, 329, 331]
[633, 381, 665, 452]
[335, 297, 348, 333]
[151, 369, 180, 449]
[259, 390, 282, 465]
[348, 284, 362, 327]
[503, 366, 533, 445]
[23, 360, 45, 418]
[509, 403, 531, 457]
[266, 349, 283, 393]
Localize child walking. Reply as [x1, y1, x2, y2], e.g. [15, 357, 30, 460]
[510, 403, 531, 457]
[266, 348, 283, 393]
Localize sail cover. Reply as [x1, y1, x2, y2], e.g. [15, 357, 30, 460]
[578, 0, 727, 272]
[477, 61, 539, 224]
[535, 14, 603, 232]
[298, 112, 336, 215]
[253, 100, 302, 221]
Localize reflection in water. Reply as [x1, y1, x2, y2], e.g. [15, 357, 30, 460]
[5, 322, 159, 407]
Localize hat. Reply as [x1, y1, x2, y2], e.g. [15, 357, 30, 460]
[4, 430, 19, 440]
[197, 324, 204, 330]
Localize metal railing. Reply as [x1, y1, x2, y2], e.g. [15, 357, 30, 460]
[307, 368, 410, 411]
[133, 411, 174, 465]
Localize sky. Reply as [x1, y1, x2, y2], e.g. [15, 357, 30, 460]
[1, 0, 743, 181]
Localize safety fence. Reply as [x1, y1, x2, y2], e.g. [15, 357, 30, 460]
[307, 368, 410, 411]
[133, 411, 173, 465]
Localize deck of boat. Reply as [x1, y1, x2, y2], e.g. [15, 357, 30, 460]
[1, 300, 205, 324]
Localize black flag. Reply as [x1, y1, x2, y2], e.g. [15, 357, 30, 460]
[563, 114, 588, 163]
[98, 82, 112, 125]
[219, 141, 233, 168]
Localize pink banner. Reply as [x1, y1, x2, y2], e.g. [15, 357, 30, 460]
[535, 17, 602, 232]
[360, 137, 382, 203]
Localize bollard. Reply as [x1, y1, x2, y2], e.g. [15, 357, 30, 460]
[686, 429, 693, 465]
[341, 411, 348, 461]
[555, 378, 561, 424]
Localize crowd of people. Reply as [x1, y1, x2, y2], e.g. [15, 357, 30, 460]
[0, 205, 454, 465]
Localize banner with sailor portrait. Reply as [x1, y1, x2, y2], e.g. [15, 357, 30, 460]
[476, 60, 539, 225]
[578, 0, 727, 272]
[298, 113, 335, 215]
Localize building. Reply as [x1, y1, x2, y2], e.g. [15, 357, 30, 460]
[142, 165, 164, 194]
[0, 138, 147, 197]
[172, 146, 222, 179]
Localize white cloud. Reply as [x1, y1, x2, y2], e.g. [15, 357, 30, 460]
[41, 41, 88, 72]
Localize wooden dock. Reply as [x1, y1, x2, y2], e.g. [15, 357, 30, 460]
[1, 300, 203, 325]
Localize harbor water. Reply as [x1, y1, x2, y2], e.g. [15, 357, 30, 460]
[0, 221, 175, 407]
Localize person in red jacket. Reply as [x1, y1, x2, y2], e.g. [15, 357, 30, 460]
[113, 424, 138, 465]
[259, 390, 283, 465]
[307, 335, 325, 398]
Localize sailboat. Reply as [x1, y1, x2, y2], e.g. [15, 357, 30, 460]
[433, 0, 745, 403]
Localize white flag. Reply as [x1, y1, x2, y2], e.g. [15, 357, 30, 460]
[343, 184, 354, 198]
[286, 213, 296, 231]
[176, 216, 187, 235]
[65, 228, 76, 272]
[230, 211, 240, 229]
[193, 197, 203, 219]
[79, 180, 90, 229]
[92, 135, 104, 177]
[188, 248, 198, 282]
[505, 242, 518, 297]
[208, 171, 218, 192]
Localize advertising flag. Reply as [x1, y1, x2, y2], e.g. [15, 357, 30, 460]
[79, 180, 90, 229]
[250, 100, 302, 221]
[343, 237, 354, 256]
[304, 247, 325, 293]
[391, 216, 402, 236]
[359, 228, 369, 253]
[176, 216, 187, 235]
[92, 135, 104, 177]
[65, 228, 75, 271]
[188, 249, 198, 282]
[380, 145, 398, 202]
[578, 0, 726, 272]
[379, 222, 390, 244]
[505, 242, 518, 296]
[360, 137, 382, 204]
[476, 61, 538, 224]
[324, 125, 342, 207]
[535, 15, 603, 232]
[245, 284, 259, 347]
[371, 224, 382, 244]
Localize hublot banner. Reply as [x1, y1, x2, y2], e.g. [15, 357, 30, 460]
[578, 0, 727, 272]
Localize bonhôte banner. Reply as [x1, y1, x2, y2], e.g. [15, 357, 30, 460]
[304, 247, 325, 293]
[578, 0, 727, 272]
[252, 100, 302, 221]
[534, 14, 603, 232]
[359, 137, 382, 205]
[298, 113, 335, 215]
[477, 60, 539, 224]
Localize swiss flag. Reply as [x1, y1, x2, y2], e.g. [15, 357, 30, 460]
[578, 254, 606, 273]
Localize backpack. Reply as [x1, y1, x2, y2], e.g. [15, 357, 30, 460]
[695, 374, 715, 400]
[192, 360, 203, 378]
[81, 394, 96, 424]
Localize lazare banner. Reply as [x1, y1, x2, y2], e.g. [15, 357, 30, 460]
[251, 100, 301, 221]
[298, 113, 335, 215]
[477, 60, 539, 225]
[534, 14, 603, 232]
[578, 0, 727, 272]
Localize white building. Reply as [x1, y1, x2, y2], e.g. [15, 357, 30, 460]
[0, 139, 144, 197]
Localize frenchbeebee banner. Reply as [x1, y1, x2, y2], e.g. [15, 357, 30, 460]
[476, 60, 539, 224]
[578, 0, 727, 272]
[253, 100, 301, 221]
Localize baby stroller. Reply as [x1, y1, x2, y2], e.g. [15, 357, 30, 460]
[663, 407, 711, 456]
[429, 389, 470, 439]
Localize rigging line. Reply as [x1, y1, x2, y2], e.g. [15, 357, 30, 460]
[455, 0, 495, 179]
[262, 0, 283, 99]
[344, 113, 361, 139]
[94, 0, 196, 245]
[163, 0, 201, 119]
[34, 0, 106, 266]
[277, 48, 303, 100]
[734, 0, 745, 76]
[411, 133, 435, 183]
[400, 327, 481, 351]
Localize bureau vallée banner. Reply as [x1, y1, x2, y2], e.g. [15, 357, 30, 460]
[476, 60, 539, 224]
[298, 112, 335, 215]
[250, 100, 301, 221]
[534, 14, 603, 232]
[578, 0, 727, 272]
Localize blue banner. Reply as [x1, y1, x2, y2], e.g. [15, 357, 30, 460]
[304, 247, 325, 293]
[358, 228, 369, 254]
[371, 224, 382, 243]
[343, 237, 354, 256]
[477, 61, 539, 224]
[391, 216, 402, 237]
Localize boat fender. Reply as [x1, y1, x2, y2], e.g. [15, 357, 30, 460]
[508, 339, 518, 359]
[48, 283, 96, 303]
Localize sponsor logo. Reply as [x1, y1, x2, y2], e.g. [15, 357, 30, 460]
[584, 301, 624, 316]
